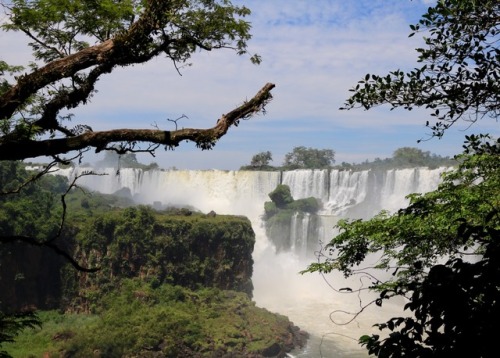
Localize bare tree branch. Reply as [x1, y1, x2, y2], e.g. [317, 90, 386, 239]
[0, 83, 275, 161]
[0, 161, 58, 196]
[0, 235, 99, 272]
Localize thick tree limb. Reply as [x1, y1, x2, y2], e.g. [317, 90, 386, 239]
[0, 39, 115, 120]
[0, 1, 177, 120]
[0, 83, 275, 161]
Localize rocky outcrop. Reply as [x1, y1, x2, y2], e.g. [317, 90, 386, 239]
[263, 184, 322, 255]
[0, 206, 255, 311]
[1, 205, 308, 357]
[130, 320, 308, 358]
[260, 323, 309, 358]
[66, 206, 255, 310]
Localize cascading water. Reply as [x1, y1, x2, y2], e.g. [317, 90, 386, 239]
[55, 166, 449, 357]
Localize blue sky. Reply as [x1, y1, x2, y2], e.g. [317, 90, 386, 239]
[1, 0, 497, 169]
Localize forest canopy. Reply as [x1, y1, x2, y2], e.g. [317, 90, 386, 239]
[241, 146, 454, 171]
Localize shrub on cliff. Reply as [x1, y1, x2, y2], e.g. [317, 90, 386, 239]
[263, 184, 322, 253]
[265, 184, 321, 218]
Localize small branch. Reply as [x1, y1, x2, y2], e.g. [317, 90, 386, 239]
[166, 114, 188, 130]
[0, 150, 90, 196]
[0, 235, 99, 272]
[1, 156, 102, 272]
[0, 161, 58, 196]
[20, 28, 65, 58]
[54, 170, 103, 240]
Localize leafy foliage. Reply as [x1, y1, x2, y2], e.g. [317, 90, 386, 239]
[265, 184, 321, 216]
[305, 135, 500, 357]
[267, 184, 294, 209]
[244, 146, 450, 172]
[0, 0, 273, 160]
[242, 147, 453, 171]
[3, 281, 301, 358]
[0, 162, 66, 239]
[249, 150, 273, 169]
[66, 206, 256, 311]
[264, 184, 322, 253]
[392, 147, 440, 167]
[342, 0, 499, 138]
[0, 163, 84, 327]
[336, 147, 455, 171]
[0, 310, 40, 358]
[283, 146, 335, 169]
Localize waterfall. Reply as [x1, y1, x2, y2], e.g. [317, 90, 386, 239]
[59, 167, 447, 215]
[282, 169, 330, 199]
[281, 168, 447, 218]
[57, 166, 448, 256]
[55, 166, 449, 357]
[57, 168, 281, 218]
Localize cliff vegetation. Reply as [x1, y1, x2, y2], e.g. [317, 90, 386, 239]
[263, 184, 322, 254]
[0, 163, 307, 357]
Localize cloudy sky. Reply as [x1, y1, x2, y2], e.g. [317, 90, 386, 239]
[1, 0, 497, 169]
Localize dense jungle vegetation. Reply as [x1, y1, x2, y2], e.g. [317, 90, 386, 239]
[0, 162, 306, 357]
[263, 184, 321, 254]
[3, 282, 299, 358]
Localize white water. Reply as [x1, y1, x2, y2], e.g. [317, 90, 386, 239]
[55, 166, 448, 357]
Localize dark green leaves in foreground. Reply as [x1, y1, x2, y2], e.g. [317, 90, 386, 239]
[304, 135, 500, 357]
[0, 311, 41, 358]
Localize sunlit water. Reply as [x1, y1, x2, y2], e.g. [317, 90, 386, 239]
[54, 167, 448, 357]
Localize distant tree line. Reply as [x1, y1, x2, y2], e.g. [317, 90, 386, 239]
[241, 146, 335, 171]
[241, 146, 455, 171]
[338, 147, 456, 171]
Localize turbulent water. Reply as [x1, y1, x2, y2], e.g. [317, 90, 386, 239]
[56, 166, 448, 357]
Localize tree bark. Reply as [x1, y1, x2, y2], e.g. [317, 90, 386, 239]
[0, 83, 275, 161]
[0, 1, 175, 120]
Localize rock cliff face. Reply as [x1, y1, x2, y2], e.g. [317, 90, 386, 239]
[69, 206, 255, 311]
[263, 184, 323, 257]
[1, 206, 255, 311]
[1, 205, 309, 357]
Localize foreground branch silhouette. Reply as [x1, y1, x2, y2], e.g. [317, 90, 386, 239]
[0, 82, 275, 160]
